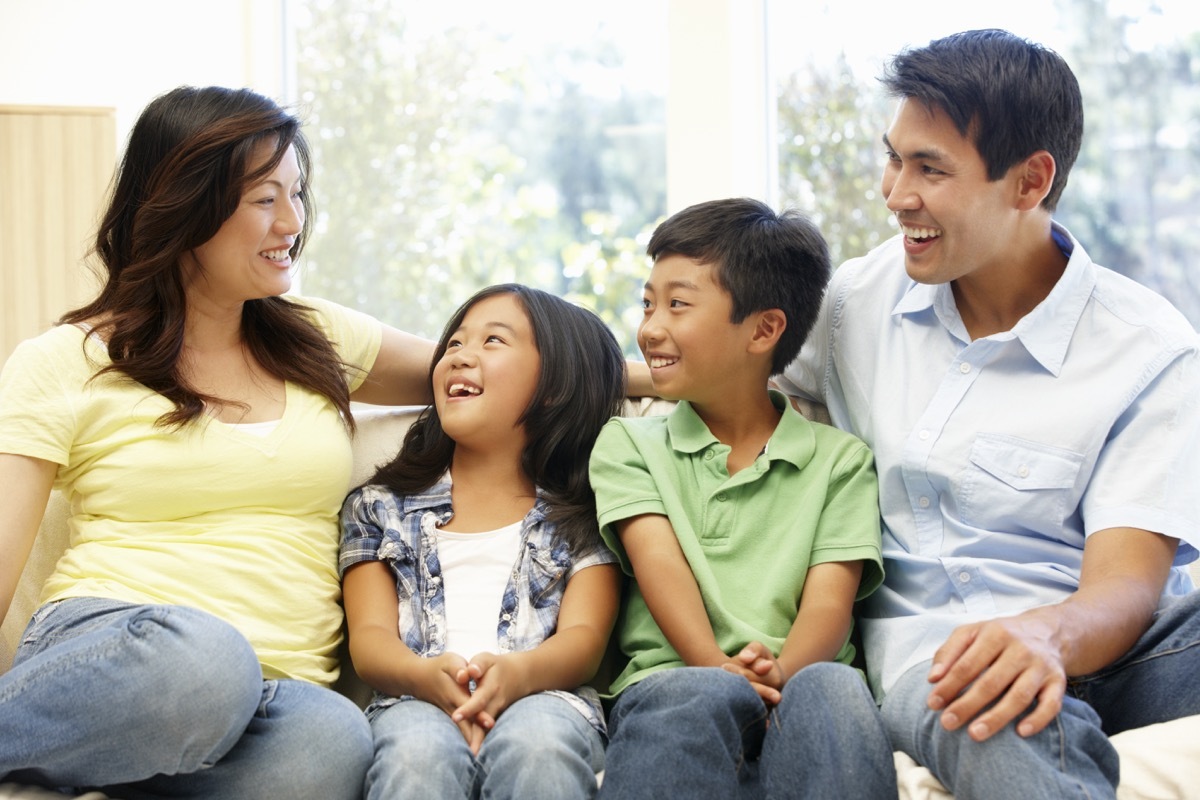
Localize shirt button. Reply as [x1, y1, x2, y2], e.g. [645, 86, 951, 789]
[958, 571, 971, 583]
[704, 450, 715, 461]
[502, 613, 512, 621]
[959, 362, 972, 374]
[918, 430, 930, 441]
[1018, 465, 1030, 478]
[918, 496, 931, 508]
[716, 493, 727, 502]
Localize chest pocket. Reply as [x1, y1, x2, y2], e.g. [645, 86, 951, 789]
[958, 433, 1084, 539]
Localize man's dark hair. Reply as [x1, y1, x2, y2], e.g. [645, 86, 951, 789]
[881, 28, 1083, 210]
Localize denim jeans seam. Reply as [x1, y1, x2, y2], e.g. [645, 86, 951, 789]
[2, 618, 137, 704]
[1080, 639, 1200, 684]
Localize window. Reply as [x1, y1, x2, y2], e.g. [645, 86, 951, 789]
[288, 0, 668, 352]
[771, 0, 1200, 327]
[288, 0, 1200, 346]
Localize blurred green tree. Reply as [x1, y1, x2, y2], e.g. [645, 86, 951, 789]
[292, 0, 664, 354]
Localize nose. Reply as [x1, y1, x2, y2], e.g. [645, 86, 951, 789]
[275, 194, 304, 236]
[882, 161, 918, 214]
[445, 344, 477, 368]
[639, 306, 664, 348]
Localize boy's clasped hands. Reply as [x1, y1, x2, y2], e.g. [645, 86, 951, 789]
[724, 642, 787, 706]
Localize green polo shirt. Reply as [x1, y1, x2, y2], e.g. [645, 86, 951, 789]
[590, 391, 883, 695]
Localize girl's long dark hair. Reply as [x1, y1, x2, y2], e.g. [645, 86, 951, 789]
[370, 284, 625, 553]
[61, 85, 355, 429]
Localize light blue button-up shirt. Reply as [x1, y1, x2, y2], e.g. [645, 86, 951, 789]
[778, 225, 1200, 699]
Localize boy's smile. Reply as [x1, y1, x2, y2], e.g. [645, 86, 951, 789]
[639, 254, 758, 405]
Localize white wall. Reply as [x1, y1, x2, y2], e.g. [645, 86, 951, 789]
[666, 0, 771, 212]
[0, 0, 286, 157]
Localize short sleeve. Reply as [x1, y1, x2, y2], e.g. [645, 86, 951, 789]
[288, 295, 384, 393]
[0, 329, 85, 465]
[588, 418, 669, 575]
[338, 485, 388, 576]
[811, 437, 885, 599]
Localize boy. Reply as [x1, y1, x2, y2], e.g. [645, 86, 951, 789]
[777, 29, 1200, 797]
[589, 198, 896, 798]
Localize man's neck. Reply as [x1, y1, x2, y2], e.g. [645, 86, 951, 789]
[953, 222, 1068, 340]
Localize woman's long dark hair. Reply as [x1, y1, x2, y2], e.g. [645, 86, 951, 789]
[61, 85, 355, 429]
[370, 284, 626, 553]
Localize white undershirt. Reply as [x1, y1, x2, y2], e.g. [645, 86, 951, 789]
[227, 419, 280, 437]
[436, 521, 523, 659]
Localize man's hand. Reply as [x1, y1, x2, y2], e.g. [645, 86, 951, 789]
[926, 613, 1067, 742]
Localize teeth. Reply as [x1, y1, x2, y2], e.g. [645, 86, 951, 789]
[261, 249, 290, 261]
[649, 357, 677, 369]
[899, 224, 941, 241]
[448, 383, 482, 397]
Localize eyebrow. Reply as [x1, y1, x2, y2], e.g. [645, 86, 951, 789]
[644, 278, 702, 293]
[881, 132, 948, 163]
[452, 320, 520, 337]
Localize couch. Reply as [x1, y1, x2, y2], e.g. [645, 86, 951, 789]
[3, 401, 1199, 799]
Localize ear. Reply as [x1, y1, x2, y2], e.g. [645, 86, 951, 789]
[747, 309, 786, 355]
[1014, 151, 1056, 211]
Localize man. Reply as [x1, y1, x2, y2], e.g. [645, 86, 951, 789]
[777, 28, 1200, 798]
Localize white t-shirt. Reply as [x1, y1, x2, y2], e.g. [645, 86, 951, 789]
[436, 521, 523, 659]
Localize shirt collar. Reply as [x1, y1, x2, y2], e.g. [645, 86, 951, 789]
[890, 222, 1097, 376]
[398, 472, 549, 522]
[666, 390, 816, 470]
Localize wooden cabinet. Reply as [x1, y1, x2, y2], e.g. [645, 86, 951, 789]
[0, 105, 116, 361]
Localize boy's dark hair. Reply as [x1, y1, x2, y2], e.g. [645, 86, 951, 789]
[369, 283, 626, 554]
[646, 197, 829, 375]
[881, 28, 1083, 211]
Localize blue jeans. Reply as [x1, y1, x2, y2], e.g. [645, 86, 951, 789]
[0, 597, 372, 799]
[881, 590, 1200, 800]
[366, 692, 605, 799]
[597, 663, 898, 799]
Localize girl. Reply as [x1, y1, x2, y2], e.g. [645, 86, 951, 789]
[339, 283, 625, 800]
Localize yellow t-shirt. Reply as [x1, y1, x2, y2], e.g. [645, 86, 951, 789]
[0, 296, 382, 685]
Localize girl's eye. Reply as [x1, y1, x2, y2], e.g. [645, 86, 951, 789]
[641, 298, 653, 310]
[446, 339, 462, 349]
[669, 298, 687, 308]
[255, 197, 274, 206]
[485, 334, 505, 344]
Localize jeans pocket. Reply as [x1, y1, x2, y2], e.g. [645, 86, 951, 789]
[958, 433, 1084, 539]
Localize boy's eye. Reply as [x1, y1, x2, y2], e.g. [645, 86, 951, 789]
[669, 298, 686, 308]
[641, 298, 653, 310]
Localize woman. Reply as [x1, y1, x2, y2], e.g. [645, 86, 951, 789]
[0, 86, 433, 799]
